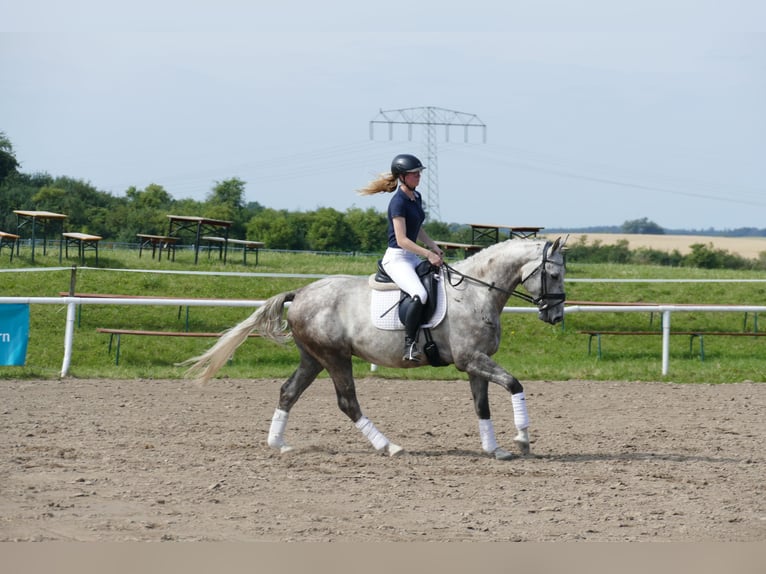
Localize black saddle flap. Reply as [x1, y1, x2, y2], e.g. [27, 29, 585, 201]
[376, 259, 440, 322]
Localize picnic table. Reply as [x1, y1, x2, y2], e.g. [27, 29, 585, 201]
[167, 215, 232, 264]
[61, 232, 103, 265]
[13, 210, 68, 263]
[0, 231, 20, 261]
[434, 240, 483, 258]
[469, 223, 544, 245]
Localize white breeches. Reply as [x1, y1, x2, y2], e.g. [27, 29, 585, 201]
[381, 247, 428, 302]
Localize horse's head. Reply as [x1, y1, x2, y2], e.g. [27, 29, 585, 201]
[519, 237, 567, 324]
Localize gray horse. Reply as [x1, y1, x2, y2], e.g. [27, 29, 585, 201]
[183, 237, 566, 460]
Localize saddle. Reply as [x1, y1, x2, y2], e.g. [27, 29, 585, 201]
[372, 259, 441, 324]
[369, 260, 449, 366]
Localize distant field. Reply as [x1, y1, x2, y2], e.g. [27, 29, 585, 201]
[562, 233, 766, 259]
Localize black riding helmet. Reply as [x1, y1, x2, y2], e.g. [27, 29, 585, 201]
[391, 154, 426, 177]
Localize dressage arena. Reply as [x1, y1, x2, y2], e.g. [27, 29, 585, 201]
[1, 376, 764, 542]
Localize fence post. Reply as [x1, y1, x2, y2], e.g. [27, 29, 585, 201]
[661, 310, 671, 376]
[61, 301, 77, 378]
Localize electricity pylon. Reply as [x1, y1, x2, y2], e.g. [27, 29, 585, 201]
[369, 106, 487, 221]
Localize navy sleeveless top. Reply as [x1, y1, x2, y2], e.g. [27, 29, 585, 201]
[386, 188, 425, 248]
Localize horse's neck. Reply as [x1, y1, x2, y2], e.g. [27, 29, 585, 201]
[453, 240, 537, 297]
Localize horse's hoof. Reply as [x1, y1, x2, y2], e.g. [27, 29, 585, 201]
[387, 443, 404, 457]
[514, 430, 531, 455]
[493, 448, 515, 461]
[280, 445, 295, 454]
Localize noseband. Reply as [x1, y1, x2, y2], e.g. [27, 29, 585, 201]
[443, 241, 565, 311]
[517, 241, 566, 311]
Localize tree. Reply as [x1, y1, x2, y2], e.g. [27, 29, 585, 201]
[247, 209, 306, 250]
[345, 207, 387, 253]
[205, 177, 248, 237]
[0, 131, 20, 185]
[306, 207, 356, 252]
[117, 184, 175, 239]
[126, 183, 173, 210]
[31, 186, 69, 213]
[621, 217, 665, 234]
[29, 177, 118, 237]
[423, 220, 451, 242]
[206, 177, 246, 210]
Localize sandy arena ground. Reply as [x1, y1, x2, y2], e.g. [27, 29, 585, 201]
[1, 376, 764, 542]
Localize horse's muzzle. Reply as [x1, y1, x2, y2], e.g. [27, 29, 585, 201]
[538, 300, 565, 324]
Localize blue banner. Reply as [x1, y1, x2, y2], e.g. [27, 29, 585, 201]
[0, 304, 30, 366]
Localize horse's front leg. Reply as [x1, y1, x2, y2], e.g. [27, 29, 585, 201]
[469, 375, 514, 460]
[462, 351, 531, 457]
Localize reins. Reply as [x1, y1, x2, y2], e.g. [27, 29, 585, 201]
[442, 262, 537, 304]
[442, 262, 515, 297]
[441, 241, 565, 309]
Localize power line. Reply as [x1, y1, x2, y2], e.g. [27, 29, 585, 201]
[369, 106, 486, 221]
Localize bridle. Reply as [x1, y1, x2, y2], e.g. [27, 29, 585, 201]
[443, 240, 566, 311]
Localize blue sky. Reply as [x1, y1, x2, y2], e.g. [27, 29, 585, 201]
[2, 0, 764, 230]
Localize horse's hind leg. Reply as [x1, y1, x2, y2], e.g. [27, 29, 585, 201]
[324, 352, 403, 457]
[267, 344, 324, 454]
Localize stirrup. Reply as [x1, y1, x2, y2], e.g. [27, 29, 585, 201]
[403, 341, 422, 362]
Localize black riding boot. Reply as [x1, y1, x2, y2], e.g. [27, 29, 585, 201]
[401, 295, 424, 362]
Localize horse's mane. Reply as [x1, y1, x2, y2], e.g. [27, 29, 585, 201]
[451, 238, 544, 275]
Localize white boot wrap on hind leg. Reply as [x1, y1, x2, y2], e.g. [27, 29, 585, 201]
[355, 416, 389, 451]
[478, 419, 498, 453]
[511, 392, 529, 430]
[267, 408, 289, 449]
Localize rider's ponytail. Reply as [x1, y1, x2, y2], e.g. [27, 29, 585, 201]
[357, 172, 398, 196]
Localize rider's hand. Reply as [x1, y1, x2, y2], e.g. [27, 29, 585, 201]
[428, 250, 443, 267]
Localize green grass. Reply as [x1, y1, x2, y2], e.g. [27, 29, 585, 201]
[1, 244, 766, 384]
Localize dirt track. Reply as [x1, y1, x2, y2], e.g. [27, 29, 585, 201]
[1, 377, 764, 542]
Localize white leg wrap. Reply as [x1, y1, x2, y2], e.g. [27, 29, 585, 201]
[354, 416, 390, 451]
[478, 418, 498, 453]
[267, 408, 289, 450]
[511, 392, 529, 430]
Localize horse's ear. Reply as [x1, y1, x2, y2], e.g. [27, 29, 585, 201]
[551, 237, 561, 252]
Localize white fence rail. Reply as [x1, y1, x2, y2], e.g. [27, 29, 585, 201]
[3, 296, 766, 377]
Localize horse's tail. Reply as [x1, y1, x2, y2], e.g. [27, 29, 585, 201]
[180, 291, 296, 384]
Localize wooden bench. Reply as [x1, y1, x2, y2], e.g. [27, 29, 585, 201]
[0, 231, 20, 261]
[62, 232, 102, 265]
[96, 328, 261, 365]
[202, 236, 265, 265]
[229, 238, 265, 265]
[434, 240, 483, 258]
[136, 234, 177, 261]
[578, 330, 766, 361]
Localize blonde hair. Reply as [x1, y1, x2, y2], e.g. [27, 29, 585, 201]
[357, 172, 399, 196]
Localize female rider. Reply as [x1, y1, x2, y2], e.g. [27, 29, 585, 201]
[358, 153, 444, 361]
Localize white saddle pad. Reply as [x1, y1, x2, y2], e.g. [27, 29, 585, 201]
[369, 268, 447, 331]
